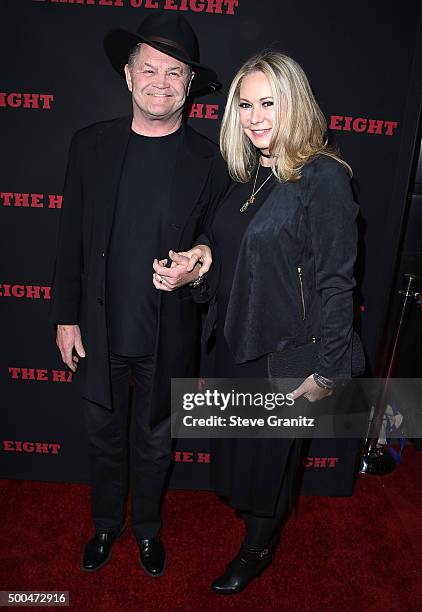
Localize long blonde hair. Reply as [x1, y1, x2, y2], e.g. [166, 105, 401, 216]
[220, 50, 351, 182]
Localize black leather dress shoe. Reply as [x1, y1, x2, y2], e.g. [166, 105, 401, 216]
[211, 542, 274, 595]
[81, 523, 126, 572]
[138, 537, 166, 577]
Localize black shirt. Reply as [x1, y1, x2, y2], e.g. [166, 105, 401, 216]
[213, 164, 276, 319]
[106, 127, 181, 356]
[211, 164, 276, 377]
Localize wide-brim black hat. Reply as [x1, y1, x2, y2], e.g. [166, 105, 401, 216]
[104, 11, 220, 96]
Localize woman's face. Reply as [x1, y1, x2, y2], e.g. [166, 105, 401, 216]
[238, 71, 278, 156]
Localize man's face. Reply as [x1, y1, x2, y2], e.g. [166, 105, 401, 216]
[124, 44, 193, 123]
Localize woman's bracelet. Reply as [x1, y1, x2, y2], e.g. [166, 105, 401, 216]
[312, 373, 335, 390]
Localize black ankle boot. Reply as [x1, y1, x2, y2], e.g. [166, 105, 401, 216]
[211, 541, 274, 595]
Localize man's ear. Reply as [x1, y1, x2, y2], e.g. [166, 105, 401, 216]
[186, 71, 195, 97]
[124, 64, 133, 93]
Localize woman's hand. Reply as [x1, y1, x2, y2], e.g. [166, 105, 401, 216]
[179, 244, 212, 274]
[152, 244, 212, 291]
[289, 374, 333, 402]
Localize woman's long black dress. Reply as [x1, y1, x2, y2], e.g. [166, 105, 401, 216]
[209, 165, 302, 518]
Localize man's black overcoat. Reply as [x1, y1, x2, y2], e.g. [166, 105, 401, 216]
[50, 116, 229, 427]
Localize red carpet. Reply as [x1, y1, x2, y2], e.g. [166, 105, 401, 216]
[1, 445, 422, 612]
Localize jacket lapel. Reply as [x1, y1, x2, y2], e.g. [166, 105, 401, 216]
[96, 116, 132, 251]
[160, 123, 214, 255]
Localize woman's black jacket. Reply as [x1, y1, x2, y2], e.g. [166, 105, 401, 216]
[195, 154, 360, 380]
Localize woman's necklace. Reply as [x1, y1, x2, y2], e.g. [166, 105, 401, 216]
[239, 163, 273, 213]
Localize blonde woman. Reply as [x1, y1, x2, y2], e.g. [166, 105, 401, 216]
[154, 50, 359, 594]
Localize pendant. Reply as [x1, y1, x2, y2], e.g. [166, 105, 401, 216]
[240, 196, 254, 213]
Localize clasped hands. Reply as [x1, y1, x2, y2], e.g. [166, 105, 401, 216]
[152, 244, 211, 291]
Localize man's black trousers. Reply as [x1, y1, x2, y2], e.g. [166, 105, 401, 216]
[83, 352, 171, 539]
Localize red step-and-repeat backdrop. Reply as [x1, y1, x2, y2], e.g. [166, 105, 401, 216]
[1, 0, 422, 494]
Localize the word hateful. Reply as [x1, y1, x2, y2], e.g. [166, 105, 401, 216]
[34, 0, 239, 15]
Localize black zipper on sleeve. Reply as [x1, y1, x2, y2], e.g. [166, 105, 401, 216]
[297, 266, 306, 320]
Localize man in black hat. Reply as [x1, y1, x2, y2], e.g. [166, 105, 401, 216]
[50, 11, 228, 576]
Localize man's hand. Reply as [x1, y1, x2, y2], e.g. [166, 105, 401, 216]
[152, 245, 212, 291]
[289, 375, 333, 402]
[56, 324, 86, 372]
